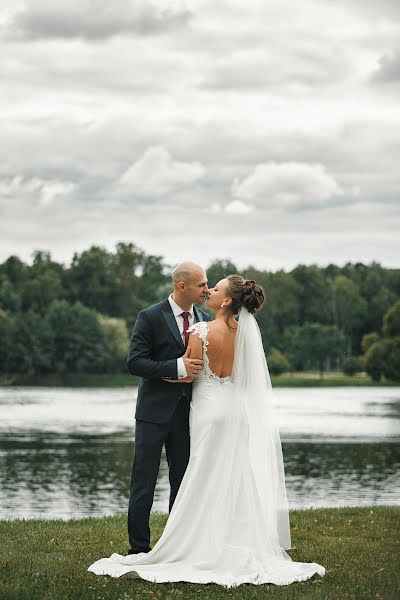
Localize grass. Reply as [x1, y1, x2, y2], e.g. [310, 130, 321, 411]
[1, 372, 398, 387]
[1, 506, 399, 600]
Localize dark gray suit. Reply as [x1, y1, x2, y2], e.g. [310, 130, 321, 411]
[127, 298, 211, 552]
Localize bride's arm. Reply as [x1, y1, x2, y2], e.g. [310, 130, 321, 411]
[164, 333, 203, 383]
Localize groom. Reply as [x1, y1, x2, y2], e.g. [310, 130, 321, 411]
[126, 261, 211, 554]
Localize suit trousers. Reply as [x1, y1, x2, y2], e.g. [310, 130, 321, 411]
[127, 394, 191, 553]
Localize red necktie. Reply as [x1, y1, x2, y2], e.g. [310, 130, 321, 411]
[181, 311, 190, 347]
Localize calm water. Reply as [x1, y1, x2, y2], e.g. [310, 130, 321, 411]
[0, 386, 399, 520]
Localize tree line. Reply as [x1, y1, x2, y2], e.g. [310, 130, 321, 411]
[0, 243, 399, 380]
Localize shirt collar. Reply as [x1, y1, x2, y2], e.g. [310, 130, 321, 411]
[168, 293, 194, 318]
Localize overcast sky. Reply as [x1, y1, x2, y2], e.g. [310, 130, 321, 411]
[0, 0, 399, 272]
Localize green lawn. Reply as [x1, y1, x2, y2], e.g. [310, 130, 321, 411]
[1, 506, 399, 600]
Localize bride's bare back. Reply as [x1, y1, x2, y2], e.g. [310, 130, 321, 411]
[188, 320, 237, 379]
[206, 320, 238, 378]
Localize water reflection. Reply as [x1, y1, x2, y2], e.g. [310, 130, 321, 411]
[0, 386, 399, 519]
[0, 432, 398, 519]
[284, 441, 400, 507]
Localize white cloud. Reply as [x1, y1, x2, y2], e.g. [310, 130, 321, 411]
[118, 146, 205, 198]
[225, 199, 253, 214]
[343, 0, 400, 20]
[231, 162, 345, 211]
[204, 203, 222, 214]
[6, 0, 191, 40]
[0, 175, 75, 207]
[201, 44, 352, 91]
[371, 49, 400, 83]
[39, 180, 75, 206]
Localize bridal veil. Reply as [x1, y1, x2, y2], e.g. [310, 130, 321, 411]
[232, 306, 291, 551]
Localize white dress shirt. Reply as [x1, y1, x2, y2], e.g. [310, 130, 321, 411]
[168, 293, 194, 379]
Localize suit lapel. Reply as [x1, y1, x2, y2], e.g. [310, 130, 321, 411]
[161, 301, 185, 351]
[194, 305, 204, 323]
[161, 299, 207, 349]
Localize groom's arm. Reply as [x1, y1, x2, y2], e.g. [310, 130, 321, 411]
[127, 310, 178, 380]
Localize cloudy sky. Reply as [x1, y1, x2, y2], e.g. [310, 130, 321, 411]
[0, 0, 399, 271]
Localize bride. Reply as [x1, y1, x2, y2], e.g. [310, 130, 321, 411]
[88, 274, 326, 587]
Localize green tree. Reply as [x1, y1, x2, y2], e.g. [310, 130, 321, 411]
[364, 341, 388, 382]
[46, 300, 106, 373]
[138, 254, 169, 306]
[291, 265, 332, 325]
[21, 271, 63, 314]
[364, 300, 400, 382]
[67, 246, 119, 315]
[0, 255, 27, 287]
[266, 347, 290, 375]
[113, 242, 144, 320]
[381, 338, 400, 381]
[0, 309, 14, 372]
[361, 332, 380, 353]
[97, 314, 130, 372]
[332, 275, 368, 355]
[7, 310, 54, 376]
[284, 323, 346, 376]
[206, 259, 239, 287]
[1, 248, 399, 378]
[342, 356, 364, 376]
[362, 270, 396, 332]
[0, 275, 20, 312]
[20, 250, 66, 314]
[383, 299, 400, 338]
[248, 269, 300, 353]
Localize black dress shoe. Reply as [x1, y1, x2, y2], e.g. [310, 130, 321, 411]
[127, 547, 152, 555]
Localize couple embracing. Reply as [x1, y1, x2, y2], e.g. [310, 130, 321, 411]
[88, 262, 326, 587]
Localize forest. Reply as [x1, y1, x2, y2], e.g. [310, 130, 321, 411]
[0, 242, 399, 381]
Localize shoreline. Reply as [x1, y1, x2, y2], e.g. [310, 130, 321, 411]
[2, 503, 399, 523]
[0, 372, 398, 387]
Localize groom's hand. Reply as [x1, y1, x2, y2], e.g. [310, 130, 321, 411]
[183, 346, 203, 377]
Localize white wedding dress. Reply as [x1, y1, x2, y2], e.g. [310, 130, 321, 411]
[88, 310, 326, 587]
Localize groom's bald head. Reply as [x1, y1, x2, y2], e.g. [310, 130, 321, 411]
[172, 262, 208, 306]
[172, 261, 205, 286]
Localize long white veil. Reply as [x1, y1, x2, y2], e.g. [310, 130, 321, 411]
[232, 306, 291, 551]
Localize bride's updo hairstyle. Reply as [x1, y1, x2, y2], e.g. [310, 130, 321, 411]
[225, 274, 265, 315]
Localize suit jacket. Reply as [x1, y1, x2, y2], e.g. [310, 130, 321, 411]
[127, 298, 212, 424]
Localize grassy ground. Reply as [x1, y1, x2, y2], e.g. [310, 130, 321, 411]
[1, 506, 398, 600]
[1, 372, 398, 387]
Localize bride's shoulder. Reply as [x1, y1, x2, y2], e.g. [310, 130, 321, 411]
[187, 321, 208, 339]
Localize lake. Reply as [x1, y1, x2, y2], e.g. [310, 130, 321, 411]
[0, 386, 399, 520]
